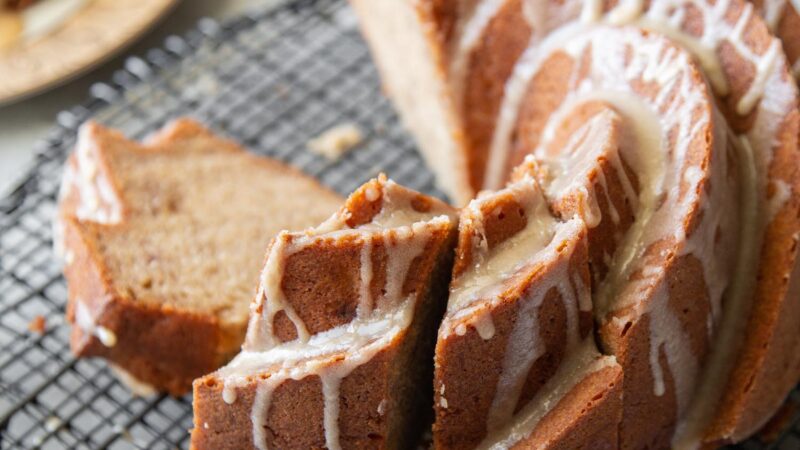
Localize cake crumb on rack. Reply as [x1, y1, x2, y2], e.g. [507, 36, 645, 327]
[44, 416, 62, 432]
[307, 123, 363, 160]
[28, 315, 46, 334]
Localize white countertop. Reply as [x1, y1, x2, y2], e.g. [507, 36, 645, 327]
[0, 0, 278, 196]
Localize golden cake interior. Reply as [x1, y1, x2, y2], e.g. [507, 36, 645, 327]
[57, 119, 342, 394]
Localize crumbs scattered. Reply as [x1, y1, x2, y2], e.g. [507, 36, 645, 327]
[28, 315, 46, 334]
[44, 416, 62, 432]
[307, 123, 363, 160]
[112, 422, 133, 442]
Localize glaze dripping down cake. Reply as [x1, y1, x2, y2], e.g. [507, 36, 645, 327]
[350, 0, 800, 447]
[191, 176, 459, 449]
[435, 162, 623, 449]
[50, 0, 800, 447]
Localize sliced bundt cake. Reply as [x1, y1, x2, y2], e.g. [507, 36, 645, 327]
[192, 175, 459, 449]
[352, 0, 800, 446]
[434, 162, 622, 449]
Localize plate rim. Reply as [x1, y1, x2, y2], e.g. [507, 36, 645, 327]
[0, 0, 180, 107]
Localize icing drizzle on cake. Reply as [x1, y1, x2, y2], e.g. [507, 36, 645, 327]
[216, 176, 456, 450]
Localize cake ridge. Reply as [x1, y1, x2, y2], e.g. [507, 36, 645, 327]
[351, 0, 800, 446]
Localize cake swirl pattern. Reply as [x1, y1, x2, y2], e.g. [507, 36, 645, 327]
[351, 0, 800, 447]
[753, 0, 800, 78]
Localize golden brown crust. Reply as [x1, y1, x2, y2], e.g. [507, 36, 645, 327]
[599, 249, 716, 449]
[705, 109, 800, 442]
[513, 363, 623, 450]
[192, 349, 396, 450]
[461, 0, 531, 191]
[772, 2, 800, 72]
[503, 30, 717, 450]
[434, 291, 590, 450]
[272, 227, 456, 342]
[62, 216, 230, 396]
[451, 190, 528, 279]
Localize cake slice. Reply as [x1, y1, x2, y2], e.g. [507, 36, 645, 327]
[56, 118, 343, 395]
[191, 175, 459, 449]
[434, 163, 622, 449]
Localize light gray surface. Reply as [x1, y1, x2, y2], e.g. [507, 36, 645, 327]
[0, 0, 279, 196]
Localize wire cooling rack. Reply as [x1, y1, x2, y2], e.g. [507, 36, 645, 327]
[0, 0, 797, 448]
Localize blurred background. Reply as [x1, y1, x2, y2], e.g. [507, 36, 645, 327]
[0, 0, 278, 196]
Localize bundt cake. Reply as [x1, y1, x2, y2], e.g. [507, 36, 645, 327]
[434, 161, 623, 448]
[351, 0, 800, 448]
[191, 175, 459, 449]
[55, 118, 342, 395]
[752, 0, 800, 79]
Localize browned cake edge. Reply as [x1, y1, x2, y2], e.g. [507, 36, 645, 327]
[57, 118, 343, 395]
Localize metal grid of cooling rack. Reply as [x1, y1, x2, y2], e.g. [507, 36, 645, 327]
[0, 0, 796, 448]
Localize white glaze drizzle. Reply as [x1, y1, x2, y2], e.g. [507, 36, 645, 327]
[226, 305, 413, 450]
[71, 125, 123, 225]
[243, 232, 309, 351]
[479, 343, 618, 449]
[218, 178, 454, 450]
[484, 219, 586, 433]
[595, 0, 780, 116]
[761, 0, 800, 37]
[536, 106, 637, 233]
[52, 159, 76, 260]
[444, 173, 558, 330]
[480, 0, 794, 190]
[74, 297, 116, 348]
[767, 179, 792, 220]
[449, 0, 507, 109]
[672, 137, 764, 449]
[19, 0, 89, 41]
[440, 0, 795, 445]
[483, 23, 735, 440]
[447, 0, 582, 114]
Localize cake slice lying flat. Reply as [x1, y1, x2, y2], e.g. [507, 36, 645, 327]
[56, 119, 342, 395]
[192, 175, 459, 449]
[434, 166, 622, 449]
